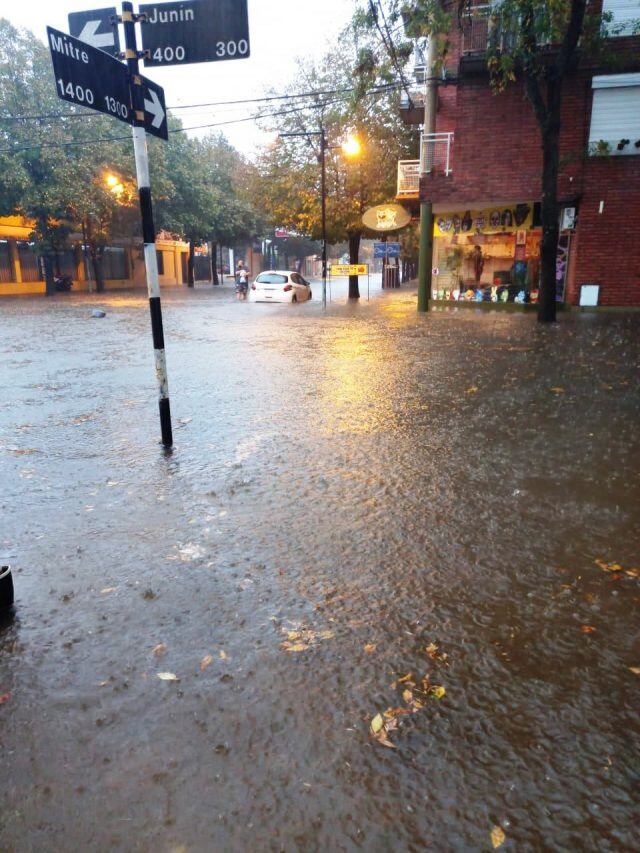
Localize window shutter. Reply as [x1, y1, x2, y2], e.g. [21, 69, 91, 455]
[589, 78, 640, 153]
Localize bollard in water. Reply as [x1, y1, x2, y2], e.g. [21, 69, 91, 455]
[0, 566, 14, 609]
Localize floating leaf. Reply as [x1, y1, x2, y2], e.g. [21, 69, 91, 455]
[402, 689, 413, 703]
[550, 387, 565, 394]
[219, 649, 227, 660]
[157, 672, 179, 681]
[425, 642, 439, 658]
[100, 586, 117, 594]
[580, 625, 596, 634]
[364, 643, 377, 653]
[282, 642, 309, 652]
[491, 826, 506, 849]
[431, 685, 446, 699]
[200, 654, 213, 672]
[153, 643, 167, 657]
[0, 693, 10, 705]
[466, 386, 478, 394]
[397, 673, 414, 684]
[629, 667, 640, 675]
[370, 713, 384, 734]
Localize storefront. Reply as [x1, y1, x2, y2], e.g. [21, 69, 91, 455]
[432, 202, 543, 303]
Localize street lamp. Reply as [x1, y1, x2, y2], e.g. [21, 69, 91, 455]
[278, 129, 361, 307]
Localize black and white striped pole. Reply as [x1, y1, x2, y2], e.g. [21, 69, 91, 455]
[121, 1, 173, 448]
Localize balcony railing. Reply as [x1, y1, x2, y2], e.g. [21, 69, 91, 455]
[421, 132, 454, 176]
[397, 132, 454, 196]
[461, 6, 521, 55]
[397, 160, 421, 197]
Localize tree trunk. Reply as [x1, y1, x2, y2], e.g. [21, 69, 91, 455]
[219, 244, 225, 284]
[43, 253, 56, 297]
[211, 241, 219, 285]
[347, 231, 361, 299]
[89, 244, 105, 293]
[187, 237, 195, 287]
[538, 125, 561, 323]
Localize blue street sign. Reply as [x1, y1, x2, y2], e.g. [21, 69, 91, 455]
[374, 242, 400, 259]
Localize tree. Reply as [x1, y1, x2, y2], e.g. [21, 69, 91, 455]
[0, 18, 136, 293]
[250, 38, 415, 298]
[152, 130, 259, 286]
[374, 0, 626, 322]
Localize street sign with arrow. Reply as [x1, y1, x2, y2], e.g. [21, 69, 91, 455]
[48, 26, 131, 123]
[139, 0, 250, 67]
[140, 73, 168, 140]
[48, 26, 167, 140]
[68, 7, 120, 57]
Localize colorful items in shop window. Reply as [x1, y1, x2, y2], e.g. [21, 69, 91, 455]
[435, 203, 533, 237]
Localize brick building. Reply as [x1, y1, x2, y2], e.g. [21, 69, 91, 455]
[397, 0, 640, 307]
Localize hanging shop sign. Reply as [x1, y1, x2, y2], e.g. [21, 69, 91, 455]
[362, 203, 411, 233]
[330, 264, 368, 276]
[434, 203, 533, 237]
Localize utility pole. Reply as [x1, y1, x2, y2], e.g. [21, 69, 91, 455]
[320, 127, 327, 308]
[121, 1, 173, 448]
[417, 32, 439, 313]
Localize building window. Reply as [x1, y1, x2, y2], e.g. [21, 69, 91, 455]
[589, 74, 640, 156]
[602, 0, 640, 37]
[156, 250, 165, 275]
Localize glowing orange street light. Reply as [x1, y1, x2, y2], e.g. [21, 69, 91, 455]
[341, 135, 361, 158]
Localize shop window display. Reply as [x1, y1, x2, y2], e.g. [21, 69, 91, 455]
[432, 204, 542, 303]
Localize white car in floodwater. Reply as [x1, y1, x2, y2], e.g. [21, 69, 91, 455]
[249, 270, 312, 303]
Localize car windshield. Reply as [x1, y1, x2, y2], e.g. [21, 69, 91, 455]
[256, 274, 288, 284]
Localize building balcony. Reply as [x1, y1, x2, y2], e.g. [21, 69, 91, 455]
[397, 132, 454, 198]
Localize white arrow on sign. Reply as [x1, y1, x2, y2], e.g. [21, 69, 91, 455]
[78, 20, 115, 50]
[144, 89, 165, 129]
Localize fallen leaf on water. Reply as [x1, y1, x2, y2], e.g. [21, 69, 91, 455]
[580, 625, 596, 634]
[397, 673, 414, 684]
[629, 667, 640, 675]
[491, 825, 506, 849]
[219, 650, 227, 660]
[0, 693, 10, 705]
[550, 386, 565, 394]
[626, 568, 639, 578]
[100, 587, 117, 594]
[200, 654, 213, 672]
[425, 642, 439, 658]
[466, 386, 478, 394]
[370, 713, 384, 734]
[157, 672, 179, 682]
[282, 642, 309, 652]
[402, 689, 413, 703]
[431, 685, 446, 699]
[153, 643, 167, 657]
[364, 643, 377, 653]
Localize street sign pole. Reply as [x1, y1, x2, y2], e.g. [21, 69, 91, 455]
[121, 1, 172, 448]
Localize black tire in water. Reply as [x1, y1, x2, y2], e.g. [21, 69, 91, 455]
[0, 566, 14, 609]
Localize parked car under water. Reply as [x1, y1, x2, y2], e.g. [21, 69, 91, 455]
[249, 271, 312, 304]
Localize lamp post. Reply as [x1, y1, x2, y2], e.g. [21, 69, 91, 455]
[279, 129, 361, 307]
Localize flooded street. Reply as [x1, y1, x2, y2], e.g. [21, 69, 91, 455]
[1, 284, 639, 851]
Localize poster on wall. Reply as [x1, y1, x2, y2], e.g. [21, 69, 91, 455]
[434, 203, 533, 237]
[556, 233, 571, 302]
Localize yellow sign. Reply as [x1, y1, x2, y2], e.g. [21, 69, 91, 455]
[362, 203, 411, 232]
[330, 264, 368, 276]
[434, 204, 533, 237]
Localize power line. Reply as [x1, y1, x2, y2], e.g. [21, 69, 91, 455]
[0, 82, 402, 123]
[0, 93, 364, 154]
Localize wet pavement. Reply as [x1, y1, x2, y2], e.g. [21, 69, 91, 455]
[1, 281, 639, 851]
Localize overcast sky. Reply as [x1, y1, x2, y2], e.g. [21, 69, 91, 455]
[6, 0, 358, 154]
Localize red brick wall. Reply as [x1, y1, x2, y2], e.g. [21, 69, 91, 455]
[421, 68, 640, 306]
[422, 75, 592, 205]
[569, 158, 640, 306]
